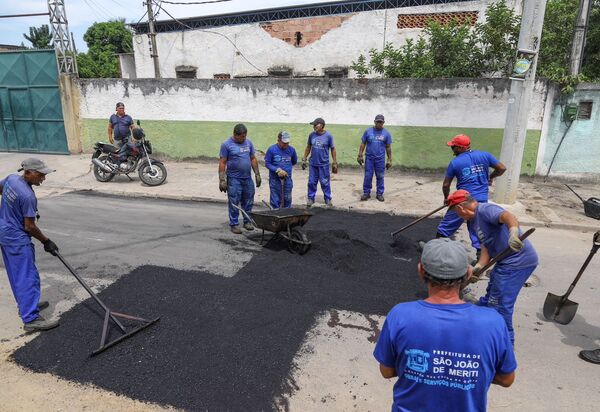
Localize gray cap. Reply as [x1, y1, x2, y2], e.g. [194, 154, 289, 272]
[280, 131, 291, 143]
[421, 238, 469, 280]
[18, 158, 55, 175]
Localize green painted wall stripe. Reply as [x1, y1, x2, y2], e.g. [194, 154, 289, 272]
[81, 119, 540, 175]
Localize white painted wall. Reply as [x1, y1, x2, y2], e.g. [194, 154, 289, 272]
[133, 0, 506, 79]
[78, 78, 548, 130]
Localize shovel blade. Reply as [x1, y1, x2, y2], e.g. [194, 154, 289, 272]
[543, 292, 579, 324]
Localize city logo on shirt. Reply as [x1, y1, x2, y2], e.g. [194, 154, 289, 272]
[462, 164, 486, 177]
[239, 146, 251, 154]
[273, 155, 292, 164]
[405, 349, 430, 373]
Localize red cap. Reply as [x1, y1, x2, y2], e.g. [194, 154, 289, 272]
[447, 134, 471, 148]
[446, 190, 471, 207]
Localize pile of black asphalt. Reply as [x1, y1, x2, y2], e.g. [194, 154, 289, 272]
[12, 208, 439, 411]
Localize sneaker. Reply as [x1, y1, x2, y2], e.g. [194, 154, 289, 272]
[38, 300, 49, 311]
[579, 349, 600, 364]
[230, 225, 242, 234]
[325, 199, 333, 208]
[24, 316, 59, 332]
[243, 222, 254, 231]
[360, 194, 370, 201]
[306, 198, 315, 208]
[376, 194, 385, 202]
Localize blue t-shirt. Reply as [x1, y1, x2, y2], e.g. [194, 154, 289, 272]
[471, 203, 539, 269]
[361, 127, 392, 159]
[219, 137, 256, 179]
[264, 144, 298, 181]
[446, 150, 499, 202]
[307, 131, 335, 166]
[0, 174, 38, 246]
[374, 300, 516, 412]
[109, 114, 133, 141]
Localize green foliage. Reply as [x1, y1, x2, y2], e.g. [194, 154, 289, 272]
[23, 25, 52, 49]
[77, 20, 133, 78]
[351, 1, 520, 78]
[580, 0, 600, 79]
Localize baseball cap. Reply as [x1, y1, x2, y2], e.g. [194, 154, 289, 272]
[374, 114, 385, 122]
[446, 189, 471, 208]
[280, 131, 291, 143]
[18, 158, 55, 174]
[115, 102, 124, 108]
[310, 117, 325, 126]
[447, 134, 471, 148]
[421, 238, 469, 280]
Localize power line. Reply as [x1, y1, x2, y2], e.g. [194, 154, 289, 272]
[0, 12, 49, 19]
[151, 0, 266, 74]
[159, 0, 231, 5]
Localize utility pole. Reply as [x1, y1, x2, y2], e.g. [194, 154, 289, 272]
[569, 0, 593, 75]
[48, 0, 77, 75]
[493, 0, 548, 205]
[145, 0, 161, 78]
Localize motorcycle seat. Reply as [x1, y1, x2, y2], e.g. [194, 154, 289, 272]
[98, 143, 119, 153]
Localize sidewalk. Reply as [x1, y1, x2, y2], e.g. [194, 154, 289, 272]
[1, 152, 598, 232]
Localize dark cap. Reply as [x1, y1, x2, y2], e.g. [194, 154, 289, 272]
[310, 117, 325, 126]
[421, 238, 469, 280]
[115, 102, 125, 108]
[18, 158, 55, 174]
[374, 114, 385, 122]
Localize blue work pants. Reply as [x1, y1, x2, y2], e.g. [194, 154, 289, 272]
[307, 165, 331, 202]
[270, 177, 293, 209]
[437, 205, 484, 250]
[227, 177, 255, 226]
[1, 243, 41, 323]
[478, 264, 537, 344]
[363, 156, 385, 196]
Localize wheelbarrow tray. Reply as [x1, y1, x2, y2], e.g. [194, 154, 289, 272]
[250, 208, 313, 233]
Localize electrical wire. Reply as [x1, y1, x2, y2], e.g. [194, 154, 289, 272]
[150, 0, 266, 74]
[159, 0, 231, 5]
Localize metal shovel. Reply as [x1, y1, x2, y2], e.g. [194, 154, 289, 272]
[543, 231, 600, 324]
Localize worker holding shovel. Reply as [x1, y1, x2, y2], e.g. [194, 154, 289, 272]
[264, 131, 298, 209]
[447, 189, 538, 344]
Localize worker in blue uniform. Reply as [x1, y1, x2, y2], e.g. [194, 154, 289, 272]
[357, 114, 393, 202]
[264, 131, 297, 209]
[437, 134, 506, 256]
[0, 158, 60, 332]
[447, 189, 539, 344]
[302, 117, 337, 207]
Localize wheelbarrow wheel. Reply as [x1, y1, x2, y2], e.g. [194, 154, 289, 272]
[289, 228, 310, 255]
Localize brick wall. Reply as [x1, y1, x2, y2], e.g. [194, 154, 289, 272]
[260, 15, 354, 47]
[397, 11, 479, 29]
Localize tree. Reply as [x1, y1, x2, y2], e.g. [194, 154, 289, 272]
[351, 1, 520, 79]
[23, 25, 52, 49]
[77, 20, 133, 78]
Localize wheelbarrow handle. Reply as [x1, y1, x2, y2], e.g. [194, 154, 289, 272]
[229, 200, 257, 227]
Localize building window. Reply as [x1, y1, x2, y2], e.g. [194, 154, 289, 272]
[578, 101, 593, 120]
[323, 66, 348, 79]
[295, 31, 303, 47]
[268, 66, 293, 78]
[175, 65, 197, 79]
[213, 73, 231, 80]
[397, 11, 479, 29]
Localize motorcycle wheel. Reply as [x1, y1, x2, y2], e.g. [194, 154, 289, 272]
[139, 162, 167, 186]
[93, 154, 116, 182]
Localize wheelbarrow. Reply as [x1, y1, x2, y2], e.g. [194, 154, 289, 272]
[230, 202, 313, 254]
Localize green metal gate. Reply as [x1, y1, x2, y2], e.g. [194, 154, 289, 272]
[0, 49, 69, 153]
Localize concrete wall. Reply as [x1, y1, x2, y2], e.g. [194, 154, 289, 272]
[76, 77, 545, 174]
[537, 83, 600, 180]
[133, 0, 508, 79]
[58, 74, 82, 154]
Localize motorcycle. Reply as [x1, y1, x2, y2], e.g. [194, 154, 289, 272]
[91, 123, 167, 186]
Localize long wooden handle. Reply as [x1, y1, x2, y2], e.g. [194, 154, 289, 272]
[390, 205, 446, 237]
[474, 228, 536, 276]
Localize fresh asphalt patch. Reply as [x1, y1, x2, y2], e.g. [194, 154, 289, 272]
[12, 209, 439, 411]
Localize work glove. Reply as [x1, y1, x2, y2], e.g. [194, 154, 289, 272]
[331, 162, 338, 174]
[255, 172, 262, 188]
[469, 264, 483, 284]
[386, 160, 392, 170]
[357, 154, 364, 166]
[43, 238, 59, 256]
[275, 168, 288, 178]
[219, 171, 228, 193]
[508, 227, 524, 251]
[301, 158, 307, 170]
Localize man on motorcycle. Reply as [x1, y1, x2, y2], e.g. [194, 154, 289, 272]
[108, 102, 134, 148]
